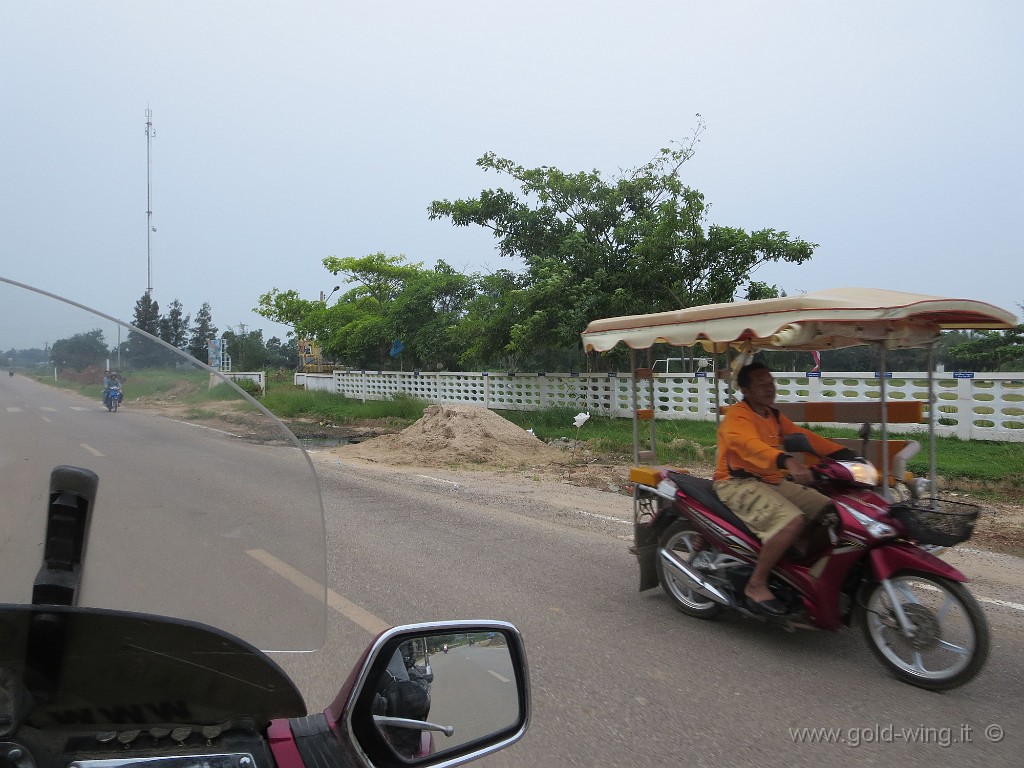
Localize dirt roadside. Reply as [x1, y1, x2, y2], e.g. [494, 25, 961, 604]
[135, 397, 1024, 557]
[320, 404, 1024, 558]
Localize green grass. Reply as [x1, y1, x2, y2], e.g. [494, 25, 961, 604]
[260, 384, 428, 424]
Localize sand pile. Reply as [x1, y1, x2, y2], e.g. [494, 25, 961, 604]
[332, 404, 570, 469]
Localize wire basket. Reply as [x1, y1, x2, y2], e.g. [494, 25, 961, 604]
[889, 499, 980, 546]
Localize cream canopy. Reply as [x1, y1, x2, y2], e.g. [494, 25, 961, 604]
[580, 287, 1017, 354]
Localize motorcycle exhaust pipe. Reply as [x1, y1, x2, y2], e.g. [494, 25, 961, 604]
[658, 548, 733, 606]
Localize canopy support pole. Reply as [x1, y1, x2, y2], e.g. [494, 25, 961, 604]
[630, 349, 640, 465]
[927, 342, 938, 504]
[878, 344, 891, 500]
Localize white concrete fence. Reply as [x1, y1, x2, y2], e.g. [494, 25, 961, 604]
[294, 369, 1024, 443]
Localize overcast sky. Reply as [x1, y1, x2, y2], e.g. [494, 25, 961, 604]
[2, 1, 1021, 350]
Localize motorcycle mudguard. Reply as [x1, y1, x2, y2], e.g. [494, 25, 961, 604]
[867, 541, 968, 583]
[635, 519, 662, 592]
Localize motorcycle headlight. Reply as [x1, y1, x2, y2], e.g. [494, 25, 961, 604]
[842, 460, 879, 487]
[849, 508, 896, 539]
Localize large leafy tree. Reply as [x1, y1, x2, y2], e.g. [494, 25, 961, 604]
[50, 330, 109, 371]
[388, 261, 474, 370]
[221, 325, 269, 371]
[943, 324, 1024, 371]
[455, 269, 529, 370]
[428, 125, 816, 352]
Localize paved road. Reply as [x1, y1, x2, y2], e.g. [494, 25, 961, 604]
[284, 455, 1024, 768]
[5, 374, 1021, 767]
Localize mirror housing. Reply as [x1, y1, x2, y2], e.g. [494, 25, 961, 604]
[327, 620, 530, 768]
[781, 433, 814, 455]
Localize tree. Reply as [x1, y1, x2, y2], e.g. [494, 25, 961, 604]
[455, 269, 529, 370]
[428, 124, 816, 353]
[158, 299, 190, 352]
[943, 326, 1024, 371]
[221, 325, 269, 371]
[388, 261, 474, 370]
[126, 291, 165, 368]
[264, 336, 298, 368]
[187, 302, 219, 363]
[50, 330, 109, 371]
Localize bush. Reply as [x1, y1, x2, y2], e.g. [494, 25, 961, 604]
[233, 377, 264, 399]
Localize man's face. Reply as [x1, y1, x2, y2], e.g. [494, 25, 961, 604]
[743, 368, 776, 410]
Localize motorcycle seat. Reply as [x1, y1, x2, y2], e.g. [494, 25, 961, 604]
[665, 472, 758, 540]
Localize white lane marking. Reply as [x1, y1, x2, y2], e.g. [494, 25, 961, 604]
[577, 510, 630, 525]
[416, 474, 461, 487]
[42, 416, 52, 423]
[978, 596, 1024, 612]
[168, 418, 241, 438]
[488, 669, 511, 683]
[80, 444, 104, 457]
[6, 407, 22, 412]
[70, 406, 91, 411]
[247, 549, 389, 635]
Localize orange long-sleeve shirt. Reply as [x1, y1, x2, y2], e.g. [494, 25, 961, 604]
[714, 400, 847, 484]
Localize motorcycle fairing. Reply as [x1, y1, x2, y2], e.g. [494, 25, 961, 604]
[866, 541, 967, 584]
[0, 604, 307, 729]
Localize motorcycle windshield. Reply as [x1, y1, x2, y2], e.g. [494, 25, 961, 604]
[0, 278, 328, 662]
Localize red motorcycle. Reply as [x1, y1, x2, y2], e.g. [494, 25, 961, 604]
[0, 276, 530, 768]
[633, 433, 988, 690]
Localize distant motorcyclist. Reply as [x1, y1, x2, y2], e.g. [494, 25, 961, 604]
[102, 371, 123, 408]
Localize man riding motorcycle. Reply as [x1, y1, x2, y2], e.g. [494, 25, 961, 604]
[713, 361, 857, 615]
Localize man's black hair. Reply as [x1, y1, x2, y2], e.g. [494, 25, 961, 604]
[736, 360, 770, 389]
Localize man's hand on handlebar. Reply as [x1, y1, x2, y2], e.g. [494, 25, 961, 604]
[785, 456, 815, 485]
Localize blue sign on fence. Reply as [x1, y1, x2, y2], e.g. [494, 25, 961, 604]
[806, 371, 822, 378]
[873, 372, 894, 378]
[953, 371, 976, 379]
[696, 371, 707, 378]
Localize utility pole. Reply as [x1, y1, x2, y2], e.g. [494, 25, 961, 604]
[145, 108, 155, 295]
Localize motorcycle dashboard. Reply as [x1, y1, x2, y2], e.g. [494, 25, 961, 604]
[0, 278, 328, 724]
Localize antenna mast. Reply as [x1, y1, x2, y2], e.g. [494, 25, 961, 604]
[145, 108, 155, 295]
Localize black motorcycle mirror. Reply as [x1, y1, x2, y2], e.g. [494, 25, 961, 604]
[781, 433, 815, 456]
[857, 422, 873, 458]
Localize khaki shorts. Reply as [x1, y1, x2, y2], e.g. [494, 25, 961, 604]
[713, 478, 831, 541]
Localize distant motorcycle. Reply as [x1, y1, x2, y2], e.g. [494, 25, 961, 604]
[103, 381, 123, 411]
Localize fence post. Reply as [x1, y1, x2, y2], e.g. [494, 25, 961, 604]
[957, 375, 974, 440]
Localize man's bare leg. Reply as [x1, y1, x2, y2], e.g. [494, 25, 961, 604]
[744, 514, 804, 604]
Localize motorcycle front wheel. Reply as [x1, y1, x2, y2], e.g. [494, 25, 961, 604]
[857, 572, 989, 691]
[111, 396, 119, 412]
[656, 520, 724, 619]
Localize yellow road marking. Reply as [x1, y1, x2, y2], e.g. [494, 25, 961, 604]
[247, 548, 388, 635]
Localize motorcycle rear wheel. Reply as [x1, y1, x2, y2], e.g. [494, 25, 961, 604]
[656, 520, 724, 619]
[858, 572, 989, 691]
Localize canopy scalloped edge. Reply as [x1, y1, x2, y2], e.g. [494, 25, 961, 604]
[580, 287, 1017, 354]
